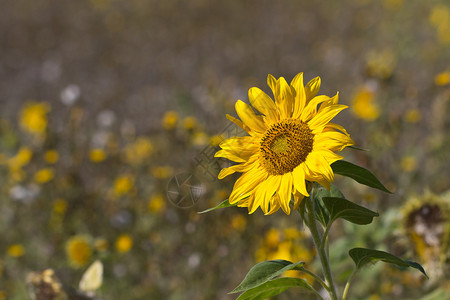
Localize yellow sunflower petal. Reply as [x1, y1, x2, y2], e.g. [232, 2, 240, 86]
[314, 131, 354, 152]
[254, 183, 268, 214]
[229, 167, 267, 204]
[300, 95, 331, 122]
[248, 87, 279, 123]
[219, 136, 259, 151]
[277, 173, 293, 215]
[305, 76, 321, 101]
[292, 165, 309, 196]
[217, 154, 259, 179]
[266, 194, 281, 215]
[265, 175, 282, 213]
[226, 114, 253, 135]
[235, 100, 267, 134]
[214, 149, 253, 163]
[293, 191, 304, 210]
[290, 72, 307, 119]
[318, 93, 339, 113]
[308, 104, 348, 133]
[267, 74, 277, 96]
[324, 122, 350, 136]
[304, 152, 334, 189]
[276, 77, 294, 119]
[315, 149, 343, 165]
[302, 163, 331, 190]
[247, 193, 260, 214]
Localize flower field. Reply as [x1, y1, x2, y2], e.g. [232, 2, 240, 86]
[1, 0, 449, 299]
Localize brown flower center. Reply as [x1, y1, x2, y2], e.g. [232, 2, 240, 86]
[260, 119, 314, 175]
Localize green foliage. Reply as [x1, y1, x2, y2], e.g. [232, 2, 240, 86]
[322, 197, 379, 225]
[198, 198, 236, 213]
[313, 184, 345, 226]
[231, 260, 305, 293]
[331, 160, 392, 193]
[236, 277, 317, 300]
[348, 248, 428, 278]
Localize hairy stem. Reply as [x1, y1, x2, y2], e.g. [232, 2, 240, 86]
[305, 197, 338, 300]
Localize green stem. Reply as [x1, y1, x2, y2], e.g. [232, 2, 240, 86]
[319, 222, 332, 251]
[299, 268, 331, 294]
[342, 269, 357, 300]
[305, 197, 338, 300]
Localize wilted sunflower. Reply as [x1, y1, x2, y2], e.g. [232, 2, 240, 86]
[216, 73, 354, 215]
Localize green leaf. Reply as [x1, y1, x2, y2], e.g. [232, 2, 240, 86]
[315, 184, 345, 200]
[348, 145, 368, 151]
[236, 277, 316, 300]
[349, 248, 428, 278]
[198, 199, 236, 213]
[230, 260, 305, 294]
[331, 160, 392, 193]
[313, 184, 345, 225]
[323, 197, 379, 225]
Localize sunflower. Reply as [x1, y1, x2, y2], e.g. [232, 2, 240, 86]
[215, 72, 354, 215]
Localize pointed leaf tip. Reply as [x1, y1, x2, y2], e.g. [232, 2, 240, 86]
[349, 248, 428, 279]
[231, 260, 305, 294]
[331, 160, 392, 194]
[198, 199, 236, 214]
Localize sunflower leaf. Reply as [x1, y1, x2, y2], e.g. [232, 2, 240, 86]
[230, 260, 305, 294]
[236, 277, 316, 300]
[198, 199, 236, 214]
[348, 145, 368, 151]
[331, 160, 392, 193]
[312, 184, 345, 226]
[323, 197, 379, 225]
[349, 248, 428, 278]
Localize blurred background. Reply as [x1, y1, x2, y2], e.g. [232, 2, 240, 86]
[1, 0, 449, 299]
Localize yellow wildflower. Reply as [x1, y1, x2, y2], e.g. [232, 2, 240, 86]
[401, 156, 417, 172]
[123, 137, 153, 165]
[192, 131, 209, 146]
[404, 109, 421, 123]
[66, 235, 93, 268]
[44, 150, 59, 164]
[284, 227, 301, 240]
[53, 199, 68, 215]
[151, 166, 173, 179]
[434, 71, 450, 86]
[34, 168, 55, 184]
[7, 244, 25, 257]
[183, 116, 197, 130]
[162, 110, 179, 130]
[429, 5, 450, 44]
[265, 228, 281, 248]
[19, 102, 50, 135]
[89, 148, 107, 162]
[148, 194, 166, 214]
[365, 50, 396, 79]
[8, 147, 33, 170]
[113, 174, 134, 196]
[352, 87, 380, 121]
[115, 234, 133, 253]
[429, 5, 450, 28]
